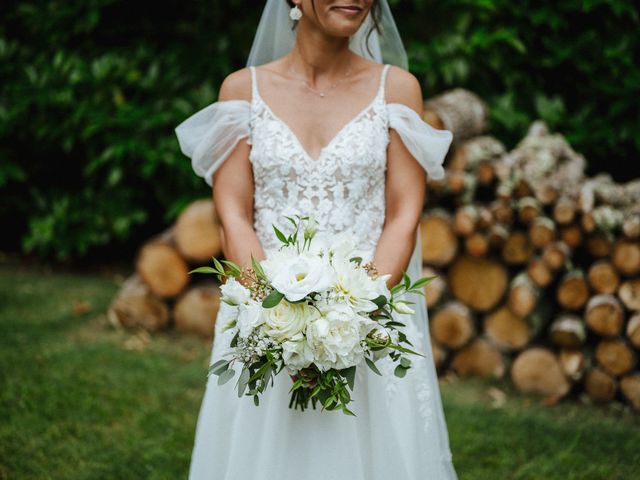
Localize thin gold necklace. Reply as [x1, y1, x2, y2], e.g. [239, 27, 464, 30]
[286, 64, 353, 98]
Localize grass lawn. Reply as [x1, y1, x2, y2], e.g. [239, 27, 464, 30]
[0, 264, 638, 479]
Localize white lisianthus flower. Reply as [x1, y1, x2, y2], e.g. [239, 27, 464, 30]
[394, 300, 415, 315]
[306, 303, 376, 371]
[220, 277, 251, 306]
[270, 252, 334, 302]
[372, 273, 392, 300]
[281, 334, 315, 374]
[326, 231, 359, 261]
[236, 300, 265, 338]
[261, 247, 297, 279]
[262, 300, 319, 342]
[331, 256, 383, 313]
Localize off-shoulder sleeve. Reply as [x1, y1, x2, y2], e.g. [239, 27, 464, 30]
[175, 99, 251, 187]
[387, 102, 453, 180]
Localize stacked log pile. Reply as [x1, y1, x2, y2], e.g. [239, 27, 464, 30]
[108, 88, 639, 411]
[108, 200, 223, 338]
[420, 118, 640, 410]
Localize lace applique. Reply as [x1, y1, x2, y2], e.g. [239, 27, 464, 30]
[248, 64, 435, 434]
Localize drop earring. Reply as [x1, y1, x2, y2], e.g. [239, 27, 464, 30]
[289, 4, 302, 21]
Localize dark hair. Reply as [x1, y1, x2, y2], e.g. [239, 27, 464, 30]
[285, 1, 382, 59]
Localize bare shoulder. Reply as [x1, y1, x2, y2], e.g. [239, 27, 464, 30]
[385, 65, 423, 115]
[218, 67, 252, 102]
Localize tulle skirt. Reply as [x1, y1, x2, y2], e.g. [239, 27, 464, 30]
[187, 231, 458, 480]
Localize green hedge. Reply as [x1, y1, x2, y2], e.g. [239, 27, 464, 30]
[0, 0, 637, 260]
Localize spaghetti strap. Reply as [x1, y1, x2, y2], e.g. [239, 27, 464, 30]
[378, 64, 391, 101]
[249, 65, 258, 105]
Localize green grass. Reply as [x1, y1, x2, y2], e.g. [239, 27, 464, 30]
[0, 264, 639, 479]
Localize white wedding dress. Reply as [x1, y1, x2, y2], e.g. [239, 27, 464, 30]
[175, 63, 458, 480]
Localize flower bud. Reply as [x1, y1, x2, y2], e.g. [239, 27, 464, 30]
[394, 301, 415, 315]
[303, 216, 318, 240]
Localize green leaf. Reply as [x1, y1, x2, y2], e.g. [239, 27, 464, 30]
[410, 276, 436, 290]
[400, 357, 412, 368]
[212, 257, 225, 274]
[394, 365, 408, 378]
[220, 259, 242, 276]
[188, 266, 217, 275]
[371, 295, 387, 308]
[218, 368, 236, 385]
[390, 283, 405, 295]
[254, 395, 260, 406]
[403, 271, 411, 289]
[208, 359, 229, 376]
[365, 357, 382, 376]
[349, 256, 363, 265]
[262, 290, 284, 308]
[342, 366, 356, 391]
[273, 225, 288, 244]
[237, 367, 250, 397]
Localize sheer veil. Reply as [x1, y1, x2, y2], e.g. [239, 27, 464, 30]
[246, 0, 408, 69]
[243, 1, 457, 476]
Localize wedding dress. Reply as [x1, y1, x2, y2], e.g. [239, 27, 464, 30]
[175, 63, 458, 480]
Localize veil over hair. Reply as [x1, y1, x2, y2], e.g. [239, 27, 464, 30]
[246, 0, 409, 69]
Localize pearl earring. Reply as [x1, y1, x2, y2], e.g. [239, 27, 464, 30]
[289, 5, 302, 21]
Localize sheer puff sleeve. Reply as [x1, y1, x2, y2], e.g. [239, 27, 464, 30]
[387, 102, 453, 181]
[175, 100, 251, 187]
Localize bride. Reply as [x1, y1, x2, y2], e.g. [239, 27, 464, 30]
[175, 1, 458, 479]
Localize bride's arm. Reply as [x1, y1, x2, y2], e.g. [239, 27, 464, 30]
[373, 67, 427, 288]
[212, 69, 266, 269]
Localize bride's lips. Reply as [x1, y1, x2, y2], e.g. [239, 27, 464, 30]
[331, 4, 364, 16]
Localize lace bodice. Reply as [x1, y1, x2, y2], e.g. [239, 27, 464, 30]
[247, 64, 391, 256]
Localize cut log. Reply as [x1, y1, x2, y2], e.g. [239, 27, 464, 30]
[489, 199, 512, 224]
[451, 338, 505, 378]
[465, 232, 490, 258]
[581, 211, 597, 233]
[453, 205, 478, 236]
[620, 374, 640, 411]
[529, 217, 556, 249]
[508, 273, 539, 317]
[626, 313, 640, 349]
[488, 224, 509, 251]
[527, 256, 553, 287]
[430, 301, 475, 349]
[173, 284, 221, 337]
[553, 196, 576, 225]
[559, 223, 583, 249]
[584, 368, 617, 403]
[476, 206, 494, 231]
[559, 348, 585, 381]
[420, 211, 459, 266]
[423, 89, 490, 145]
[476, 160, 496, 185]
[542, 241, 570, 270]
[585, 231, 613, 258]
[595, 339, 637, 377]
[535, 183, 558, 206]
[511, 347, 570, 397]
[483, 306, 531, 351]
[584, 294, 624, 337]
[556, 270, 590, 311]
[612, 239, 640, 276]
[107, 274, 170, 332]
[587, 260, 620, 295]
[174, 199, 222, 263]
[549, 315, 587, 348]
[623, 214, 640, 239]
[430, 339, 447, 372]
[136, 239, 190, 298]
[422, 266, 446, 307]
[517, 197, 541, 225]
[502, 231, 534, 265]
[618, 279, 640, 311]
[448, 256, 509, 311]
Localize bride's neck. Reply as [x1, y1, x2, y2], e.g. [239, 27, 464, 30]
[286, 23, 353, 81]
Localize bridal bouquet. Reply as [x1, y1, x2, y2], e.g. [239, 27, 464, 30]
[190, 215, 434, 416]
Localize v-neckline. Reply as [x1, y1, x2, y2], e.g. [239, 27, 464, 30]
[251, 66, 385, 163]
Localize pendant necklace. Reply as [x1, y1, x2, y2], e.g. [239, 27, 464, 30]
[287, 65, 353, 98]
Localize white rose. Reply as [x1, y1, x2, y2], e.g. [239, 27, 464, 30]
[270, 252, 334, 302]
[306, 303, 376, 371]
[236, 300, 264, 338]
[281, 334, 315, 374]
[220, 277, 251, 306]
[262, 300, 319, 342]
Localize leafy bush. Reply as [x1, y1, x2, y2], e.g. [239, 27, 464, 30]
[0, 0, 637, 260]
